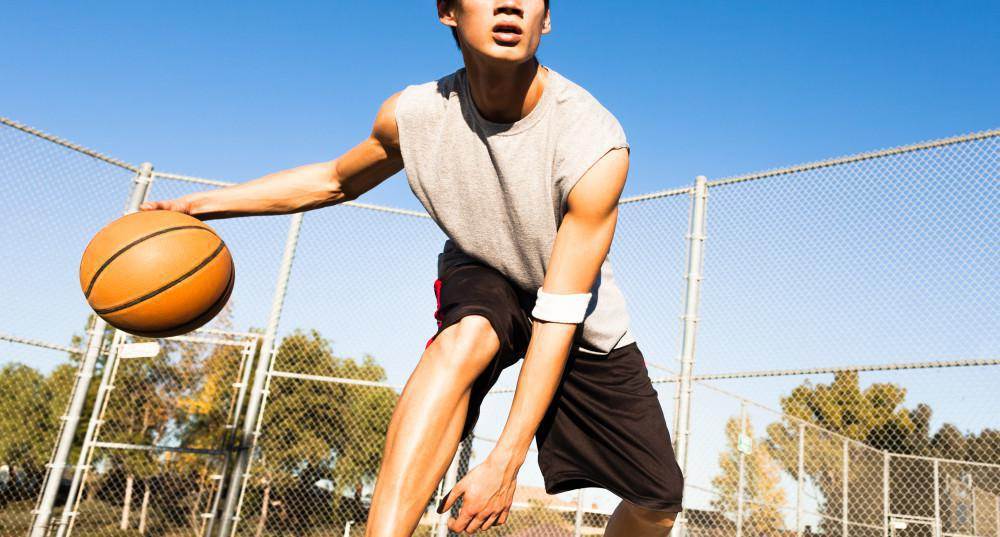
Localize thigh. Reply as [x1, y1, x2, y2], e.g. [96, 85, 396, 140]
[535, 343, 684, 512]
[428, 262, 532, 438]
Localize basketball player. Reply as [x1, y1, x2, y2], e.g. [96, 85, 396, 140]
[140, 1, 683, 534]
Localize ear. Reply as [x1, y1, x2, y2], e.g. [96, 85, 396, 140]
[541, 6, 552, 35]
[437, 0, 458, 29]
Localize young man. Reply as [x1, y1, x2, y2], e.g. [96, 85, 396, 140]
[140, 1, 683, 534]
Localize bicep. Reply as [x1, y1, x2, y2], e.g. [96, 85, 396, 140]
[329, 92, 405, 200]
[543, 148, 629, 293]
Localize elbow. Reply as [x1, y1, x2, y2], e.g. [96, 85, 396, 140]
[324, 162, 358, 205]
[333, 180, 360, 203]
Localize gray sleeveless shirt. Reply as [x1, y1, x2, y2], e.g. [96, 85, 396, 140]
[395, 66, 634, 355]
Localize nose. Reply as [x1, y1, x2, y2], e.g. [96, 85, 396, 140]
[495, 0, 523, 17]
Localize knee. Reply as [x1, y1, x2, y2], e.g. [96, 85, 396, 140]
[426, 316, 499, 369]
[622, 501, 677, 529]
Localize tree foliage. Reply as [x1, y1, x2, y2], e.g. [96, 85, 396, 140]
[250, 328, 397, 532]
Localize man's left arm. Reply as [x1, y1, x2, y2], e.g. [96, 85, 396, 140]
[440, 147, 629, 533]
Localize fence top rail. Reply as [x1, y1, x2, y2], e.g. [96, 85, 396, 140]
[685, 357, 1000, 381]
[619, 185, 693, 204]
[707, 127, 1000, 188]
[889, 450, 1000, 470]
[0, 116, 139, 173]
[0, 332, 83, 355]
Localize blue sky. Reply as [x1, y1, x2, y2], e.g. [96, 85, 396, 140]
[4, 1, 998, 206]
[2, 0, 998, 519]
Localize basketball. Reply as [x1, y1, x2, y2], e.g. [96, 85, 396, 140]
[79, 210, 235, 338]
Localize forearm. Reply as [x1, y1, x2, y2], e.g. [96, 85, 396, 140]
[490, 321, 576, 473]
[489, 149, 629, 473]
[185, 160, 342, 220]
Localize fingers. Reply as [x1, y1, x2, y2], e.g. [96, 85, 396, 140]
[138, 199, 189, 213]
[479, 511, 501, 531]
[447, 501, 508, 533]
[463, 510, 492, 534]
[448, 506, 477, 533]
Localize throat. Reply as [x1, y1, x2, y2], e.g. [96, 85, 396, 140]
[465, 61, 548, 124]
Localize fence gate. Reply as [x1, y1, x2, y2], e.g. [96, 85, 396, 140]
[55, 328, 259, 537]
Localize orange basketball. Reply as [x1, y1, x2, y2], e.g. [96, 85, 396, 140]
[79, 210, 235, 338]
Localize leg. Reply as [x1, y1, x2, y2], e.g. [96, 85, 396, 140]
[365, 316, 500, 537]
[605, 500, 677, 536]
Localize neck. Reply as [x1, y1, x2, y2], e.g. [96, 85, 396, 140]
[461, 55, 547, 124]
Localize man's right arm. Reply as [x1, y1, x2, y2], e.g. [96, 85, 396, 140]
[140, 92, 404, 220]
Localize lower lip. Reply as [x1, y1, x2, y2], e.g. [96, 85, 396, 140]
[492, 31, 522, 45]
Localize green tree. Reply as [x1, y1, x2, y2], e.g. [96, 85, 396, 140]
[0, 365, 57, 491]
[249, 329, 398, 534]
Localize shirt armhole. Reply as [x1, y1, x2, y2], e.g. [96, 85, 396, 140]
[561, 139, 631, 212]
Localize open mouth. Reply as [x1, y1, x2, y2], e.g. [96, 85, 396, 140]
[492, 22, 523, 46]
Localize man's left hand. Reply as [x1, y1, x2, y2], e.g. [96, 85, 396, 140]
[438, 451, 520, 533]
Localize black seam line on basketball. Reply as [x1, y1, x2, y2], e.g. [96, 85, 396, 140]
[144, 262, 234, 337]
[93, 240, 226, 315]
[84, 225, 219, 299]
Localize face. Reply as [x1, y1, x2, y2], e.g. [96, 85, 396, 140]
[439, 0, 551, 64]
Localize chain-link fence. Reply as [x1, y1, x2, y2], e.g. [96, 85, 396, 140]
[1, 115, 997, 536]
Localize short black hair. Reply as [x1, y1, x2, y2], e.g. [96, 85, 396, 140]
[443, 0, 550, 49]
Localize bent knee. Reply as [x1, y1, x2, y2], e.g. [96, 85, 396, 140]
[426, 315, 500, 368]
[624, 501, 677, 528]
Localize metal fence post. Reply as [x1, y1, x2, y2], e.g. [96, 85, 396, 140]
[574, 489, 584, 537]
[671, 176, 709, 537]
[445, 436, 474, 537]
[883, 452, 890, 537]
[797, 424, 805, 537]
[933, 460, 940, 536]
[216, 212, 304, 537]
[843, 439, 849, 537]
[436, 451, 461, 537]
[54, 330, 127, 537]
[30, 162, 153, 537]
[736, 402, 747, 537]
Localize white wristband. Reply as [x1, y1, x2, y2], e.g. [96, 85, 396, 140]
[531, 288, 592, 324]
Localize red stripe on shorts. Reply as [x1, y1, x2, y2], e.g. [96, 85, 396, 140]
[425, 278, 444, 349]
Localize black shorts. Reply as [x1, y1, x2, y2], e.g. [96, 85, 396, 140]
[427, 261, 684, 512]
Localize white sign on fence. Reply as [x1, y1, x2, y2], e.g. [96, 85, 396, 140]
[118, 341, 161, 359]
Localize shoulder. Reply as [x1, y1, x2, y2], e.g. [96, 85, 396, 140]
[547, 69, 627, 143]
[396, 68, 463, 120]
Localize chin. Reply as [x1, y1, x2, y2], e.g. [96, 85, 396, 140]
[476, 43, 537, 64]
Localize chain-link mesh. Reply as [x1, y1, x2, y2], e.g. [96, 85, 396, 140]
[2, 117, 996, 536]
[0, 120, 136, 536]
[697, 134, 998, 375]
[683, 130, 999, 536]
